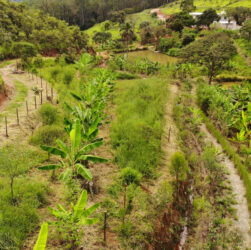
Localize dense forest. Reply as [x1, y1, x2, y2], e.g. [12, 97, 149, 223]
[23, 0, 174, 29]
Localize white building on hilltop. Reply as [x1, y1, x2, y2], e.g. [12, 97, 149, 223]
[189, 11, 241, 30]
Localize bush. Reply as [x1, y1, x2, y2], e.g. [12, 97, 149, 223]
[182, 34, 195, 46]
[139, 21, 150, 29]
[121, 167, 142, 185]
[116, 71, 139, 80]
[156, 35, 181, 53]
[0, 177, 48, 249]
[38, 103, 60, 125]
[29, 125, 65, 146]
[63, 69, 74, 85]
[167, 48, 181, 57]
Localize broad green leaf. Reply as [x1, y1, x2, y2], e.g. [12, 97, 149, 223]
[87, 118, 100, 136]
[56, 139, 69, 155]
[70, 120, 81, 152]
[71, 92, 82, 101]
[76, 163, 92, 181]
[82, 203, 100, 217]
[74, 190, 88, 218]
[78, 155, 108, 163]
[79, 217, 99, 225]
[56, 204, 67, 213]
[76, 141, 103, 160]
[33, 222, 48, 250]
[38, 165, 61, 171]
[59, 168, 73, 183]
[40, 145, 66, 158]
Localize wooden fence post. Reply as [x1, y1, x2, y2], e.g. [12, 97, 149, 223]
[168, 127, 171, 142]
[40, 91, 43, 105]
[5, 116, 8, 137]
[34, 96, 37, 109]
[26, 101, 29, 116]
[16, 108, 19, 125]
[46, 82, 48, 98]
[51, 87, 53, 100]
[104, 212, 107, 244]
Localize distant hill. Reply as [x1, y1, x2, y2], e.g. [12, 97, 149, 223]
[161, 0, 251, 15]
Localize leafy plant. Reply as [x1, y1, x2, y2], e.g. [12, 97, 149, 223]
[33, 222, 48, 250]
[39, 120, 107, 183]
[48, 190, 99, 248]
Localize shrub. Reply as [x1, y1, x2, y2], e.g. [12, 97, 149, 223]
[167, 48, 181, 57]
[121, 167, 142, 185]
[0, 177, 48, 249]
[92, 32, 112, 44]
[63, 69, 74, 85]
[115, 71, 139, 80]
[139, 21, 150, 29]
[29, 125, 65, 146]
[38, 103, 60, 125]
[182, 34, 195, 46]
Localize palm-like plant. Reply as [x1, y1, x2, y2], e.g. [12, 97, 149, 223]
[48, 190, 99, 248]
[39, 120, 107, 183]
[120, 22, 135, 55]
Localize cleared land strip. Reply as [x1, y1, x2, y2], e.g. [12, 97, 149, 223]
[0, 64, 54, 145]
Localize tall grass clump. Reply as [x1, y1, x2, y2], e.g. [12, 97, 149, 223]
[0, 144, 48, 249]
[111, 77, 168, 177]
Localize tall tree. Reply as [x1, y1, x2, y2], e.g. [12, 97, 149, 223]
[197, 8, 220, 29]
[180, 32, 237, 84]
[241, 19, 251, 42]
[120, 22, 135, 54]
[226, 7, 251, 26]
[180, 0, 196, 13]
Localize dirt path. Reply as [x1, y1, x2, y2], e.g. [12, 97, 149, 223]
[150, 83, 179, 192]
[150, 8, 169, 21]
[0, 64, 53, 145]
[235, 43, 251, 66]
[200, 124, 251, 248]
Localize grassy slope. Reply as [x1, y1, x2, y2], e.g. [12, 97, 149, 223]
[161, 0, 251, 15]
[85, 9, 159, 44]
[111, 77, 168, 177]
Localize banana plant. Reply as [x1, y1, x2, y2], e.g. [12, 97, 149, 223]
[33, 222, 48, 250]
[48, 190, 99, 248]
[38, 120, 107, 183]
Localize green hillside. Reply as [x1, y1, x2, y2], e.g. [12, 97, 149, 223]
[161, 0, 251, 15]
[85, 9, 160, 45]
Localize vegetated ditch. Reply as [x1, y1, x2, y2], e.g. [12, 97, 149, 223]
[200, 124, 251, 248]
[151, 80, 245, 249]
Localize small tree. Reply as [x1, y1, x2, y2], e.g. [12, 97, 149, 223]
[226, 7, 251, 26]
[166, 11, 195, 32]
[180, 32, 237, 84]
[180, 0, 196, 13]
[120, 22, 136, 54]
[39, 120, 107, 184]
[0, 144, 29, 203]
[241, 19, 251, 42]
[109, 11, 126, 24]
[170, 152, 189, 195]
[197, 8, 220, 29]
[92, 32, 112, 44]
[48, 190, 99, 248]
[11, 42, 37, 70]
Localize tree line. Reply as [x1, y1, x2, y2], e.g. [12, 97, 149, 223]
[23, 0, 175, 29]
[0, 0, 88, 60]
